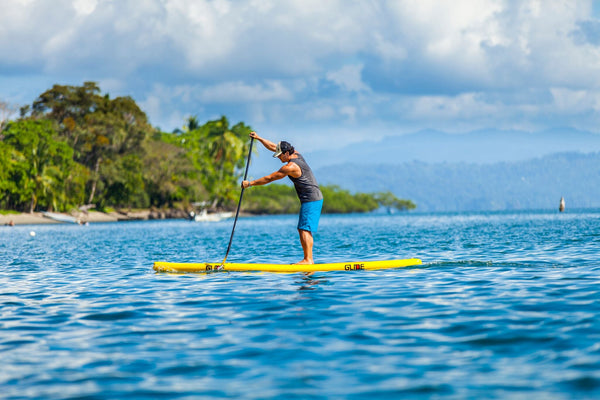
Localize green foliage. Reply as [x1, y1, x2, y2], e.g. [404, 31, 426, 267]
[321, 185, 379, 213]
[102, 154, 148, 208]
[28, 82, 155, 206]
[373, 191, 417, 211]
[243, 184, 414, 214]
[142, 138, 206, 208]
[163, 116, 253, 208]
[0, 141, 16, 206]
[243, 184, 300, 214]
[0, 209, 20, 215]
[2, 120, 79, 212]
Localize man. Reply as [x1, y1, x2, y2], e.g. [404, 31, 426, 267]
[242, 131, 324, 265]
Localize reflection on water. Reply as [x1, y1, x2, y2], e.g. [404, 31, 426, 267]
[295, 273, 328, 290]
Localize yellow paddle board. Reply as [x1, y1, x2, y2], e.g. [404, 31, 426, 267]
[153, 258, 422, 273]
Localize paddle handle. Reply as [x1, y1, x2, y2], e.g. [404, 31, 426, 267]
[221, 136, 254, 266]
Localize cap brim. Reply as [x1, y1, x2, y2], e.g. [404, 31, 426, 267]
[273, 151, 282, 158]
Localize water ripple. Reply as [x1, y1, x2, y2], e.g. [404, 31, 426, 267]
[1, 211, 600, 398]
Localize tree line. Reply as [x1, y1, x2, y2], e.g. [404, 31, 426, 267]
[0, 82, 415, 214]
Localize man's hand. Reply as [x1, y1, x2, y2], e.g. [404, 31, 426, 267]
[241, 180, 251, 189]
[250, 131, 278, 152]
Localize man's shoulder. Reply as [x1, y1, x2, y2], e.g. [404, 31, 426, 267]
[280, 161, 301, 175]
[282, 160, 300, 169]
[289, 153, 304, 162]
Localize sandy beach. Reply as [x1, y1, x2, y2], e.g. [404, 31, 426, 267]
[0, 209, 189, 226]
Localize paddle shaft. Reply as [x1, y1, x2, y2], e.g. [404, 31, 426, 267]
[221, 137, 254, 266]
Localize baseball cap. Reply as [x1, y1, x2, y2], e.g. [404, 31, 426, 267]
[273, 141, 294, 157]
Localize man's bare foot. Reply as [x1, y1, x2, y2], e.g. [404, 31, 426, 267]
[294, 259, 314, 265]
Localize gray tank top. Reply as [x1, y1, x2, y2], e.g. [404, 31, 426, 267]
[289, 154, 323, 203]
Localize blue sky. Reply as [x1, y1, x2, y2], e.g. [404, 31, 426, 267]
[2, 0, 600, 153]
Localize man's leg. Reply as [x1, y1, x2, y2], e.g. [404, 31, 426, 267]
[296, 229, 314, 264]
[296, 199, 322, 265]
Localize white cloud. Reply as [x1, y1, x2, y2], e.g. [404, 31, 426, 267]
[339, 106, 357, 123]
[326, 64, 370, 93]
[198, 80, 294, 103]
[1, 0, 600, 140]
[304, 104, 336, 121]
[72, 0, 97, 15]
[551, 87, 600, 112]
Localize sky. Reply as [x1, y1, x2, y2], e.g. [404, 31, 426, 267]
[2, 0, 600, 153]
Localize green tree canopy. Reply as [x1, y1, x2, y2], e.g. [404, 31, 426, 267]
[2, 120, 79, 212]
[143, 138, 206, 208]
[24, 82, 156, 206]
[244, 184, 416, 214]
[373, 191, 416, 211]
[164, 116, 253, 209]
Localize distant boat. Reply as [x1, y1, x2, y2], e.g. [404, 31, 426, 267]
[190, 209, 233, 222]
[559, 197, 565, 212]
[42, 212, 79, 224]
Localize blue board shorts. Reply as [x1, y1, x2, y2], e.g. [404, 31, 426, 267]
[298, 199, 323, 232]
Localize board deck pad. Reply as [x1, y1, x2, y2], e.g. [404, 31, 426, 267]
[153, 258, 422, 273]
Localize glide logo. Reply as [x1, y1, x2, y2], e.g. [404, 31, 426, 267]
[344, 263, 365, 270]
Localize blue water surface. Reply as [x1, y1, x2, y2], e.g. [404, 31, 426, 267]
[1, 210, 600, 399]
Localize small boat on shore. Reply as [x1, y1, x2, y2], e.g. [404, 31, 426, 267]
[190, 209, 233, 222]
[42, 212, 79, 224]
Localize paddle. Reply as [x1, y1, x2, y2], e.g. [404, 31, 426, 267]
[219, 136, 254, 269]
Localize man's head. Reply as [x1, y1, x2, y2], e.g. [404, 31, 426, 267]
[273, 141, 295, 158]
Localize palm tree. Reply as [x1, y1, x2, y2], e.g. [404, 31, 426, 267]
[173, 115, 201, 134]
[202, 117, 251, 208]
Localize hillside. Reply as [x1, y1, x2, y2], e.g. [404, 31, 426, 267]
[316, 152, 600, 212]
[248, 128, 600, 179]
[307, 129, 600, 168]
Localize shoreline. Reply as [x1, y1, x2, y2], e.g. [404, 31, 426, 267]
[0, 209, 189, 226]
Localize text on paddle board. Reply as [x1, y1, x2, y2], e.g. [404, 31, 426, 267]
[204, 263, 366, 271]
[344, 263, 364, 270]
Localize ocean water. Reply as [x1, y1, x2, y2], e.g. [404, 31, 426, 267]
[1, 210, 600, 399]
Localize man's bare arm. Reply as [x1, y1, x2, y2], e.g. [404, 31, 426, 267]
[242, 163, 300, 188]
[250, 131, 277, 152]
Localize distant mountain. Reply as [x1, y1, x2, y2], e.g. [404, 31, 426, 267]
[315, 152, 600, 212]
[307, 128, 600, 169]
[248, 128, 600, 178]
[250, 128, 600, 178]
